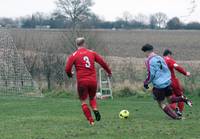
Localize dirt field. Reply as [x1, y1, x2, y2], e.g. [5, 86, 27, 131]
[8, 29, 200, 60]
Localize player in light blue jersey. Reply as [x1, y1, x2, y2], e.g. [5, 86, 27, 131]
[144, 52, 171, 89]
[141, 44, 192, 120]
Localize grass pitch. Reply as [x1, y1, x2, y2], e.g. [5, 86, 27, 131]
[0, 95, 199, 139]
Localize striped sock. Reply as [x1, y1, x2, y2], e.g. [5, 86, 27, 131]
[163, 105, 180, 119]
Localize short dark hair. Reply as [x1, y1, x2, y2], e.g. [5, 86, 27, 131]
[163, 49, 172, 56]
[141, 44, 154, 52]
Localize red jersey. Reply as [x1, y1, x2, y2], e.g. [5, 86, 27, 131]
[65, 47, 111, 82]
[164, 56, 187, 79]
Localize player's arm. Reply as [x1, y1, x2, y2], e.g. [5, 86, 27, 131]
[65, 55, 75, 78]
[171, 58, 190, 76]
[144, 60, 156, 88]
[94, 52, 112, 76]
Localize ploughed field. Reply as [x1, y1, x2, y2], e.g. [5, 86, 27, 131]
[8, 29, 200, 60]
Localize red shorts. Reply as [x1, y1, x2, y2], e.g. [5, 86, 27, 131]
[171, 78, 183, 96]
[77, 80, 97, 101]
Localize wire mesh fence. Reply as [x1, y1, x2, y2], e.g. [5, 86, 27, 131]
[0, 30, 40, 96]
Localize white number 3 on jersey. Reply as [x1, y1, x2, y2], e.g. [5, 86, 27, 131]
[83, 56, 91, 68]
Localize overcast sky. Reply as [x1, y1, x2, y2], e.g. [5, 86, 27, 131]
[0, 0, 199, 22]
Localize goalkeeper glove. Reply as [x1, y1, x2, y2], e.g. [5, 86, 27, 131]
[144, 84, 149, 89]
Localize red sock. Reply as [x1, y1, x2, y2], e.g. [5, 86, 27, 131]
[81, 103, 94, 123]
[170, 103, 177, 110]
[163, 105, 179, 119]
[170, 96, 185, 103]
[90, 98, 97, 110]
[178, 102, 184, 112]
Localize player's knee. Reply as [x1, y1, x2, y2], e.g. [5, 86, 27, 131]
[160, 104, 166, 109]
[166, 96, 172, 103]
[89, 96, 95, 100]
[81, 100, 87, 105]
[158, 101, 166, 109]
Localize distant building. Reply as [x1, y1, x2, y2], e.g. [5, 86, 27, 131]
[112, 27, 116, 30]
[35, 25, 51, 29]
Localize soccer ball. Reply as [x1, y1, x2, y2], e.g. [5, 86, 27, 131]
[96, 92, 102, 99]
[119, 110, 129, 119]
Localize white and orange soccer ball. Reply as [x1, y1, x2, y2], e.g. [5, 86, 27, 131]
[119, 110, 129, 119]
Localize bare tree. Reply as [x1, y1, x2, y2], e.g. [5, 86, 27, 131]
[134, 14, 149, 25]
[56, 0, 94, 50]
[41, 50, 55, 90]
[150, 15, 157, 29]
[53, 55, 66, 87]
[56, 0, 93, 29]
[122, 11, 133, 24]
[23, 52, 38, 77]
[150, 12, 168, 29]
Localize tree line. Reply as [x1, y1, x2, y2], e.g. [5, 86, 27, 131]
[0, 9, 200, 30]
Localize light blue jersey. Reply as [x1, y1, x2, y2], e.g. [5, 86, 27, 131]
[144, 53, 171, 89]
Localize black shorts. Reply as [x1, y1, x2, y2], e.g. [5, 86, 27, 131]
[152, 86, 172, 101]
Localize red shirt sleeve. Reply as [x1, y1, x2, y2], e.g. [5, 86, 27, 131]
[94, 52, 112, 75]
[170, 57, 187, 75]
[65, 54, 75, 78]
[174, 64, 187, 75]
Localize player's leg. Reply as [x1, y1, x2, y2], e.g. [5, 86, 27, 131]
[153, 87, 180, 119]
[78, 82, 94, 125]
[169, 80, 179, 110]
[173, 79, 185, 112]
[165, 86, 184, 117]
[165, 84, 191, 107]
[169, 81, 183, 116]
[169, 94, 177, 110]
[88, 81, 101, 121]
[178, 102, 184, 112]
[158, 101, 180, 119]
[89, 82, 98, 110]
[174, 92, 184, 115]
[168, 94, 192, 107]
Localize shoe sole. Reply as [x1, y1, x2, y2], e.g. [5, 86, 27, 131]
[186, 101, 192, 107]
[94, 110, 101, 121]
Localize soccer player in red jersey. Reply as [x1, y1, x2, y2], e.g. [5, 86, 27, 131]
[65, 37, 112, 125]
[163, 49, 192, 116]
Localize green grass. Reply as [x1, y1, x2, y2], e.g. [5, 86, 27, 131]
[0, 95, 199, 139]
